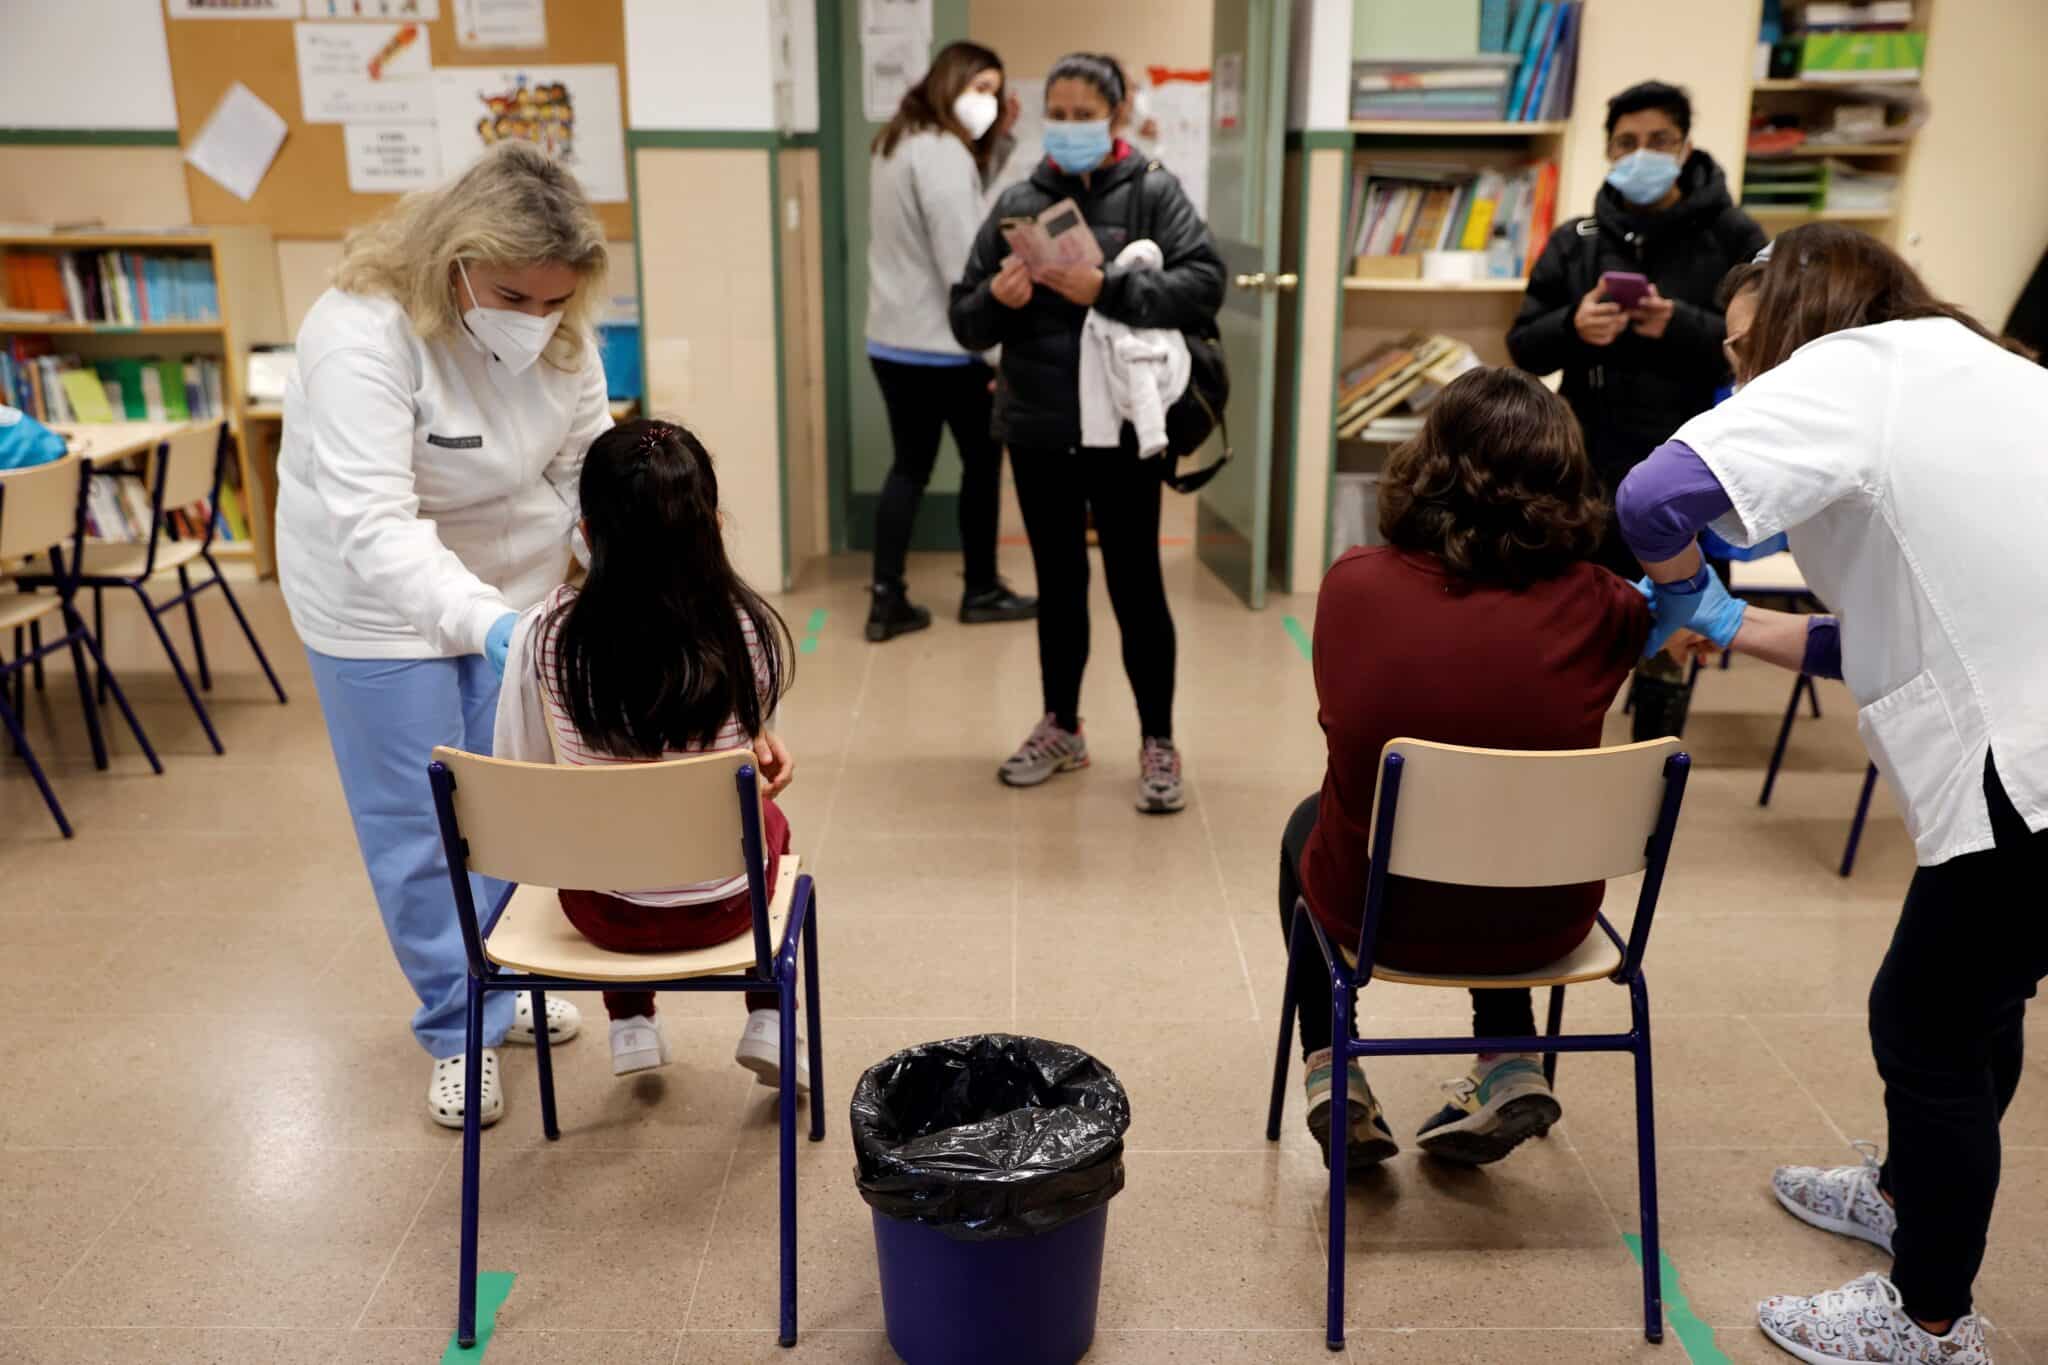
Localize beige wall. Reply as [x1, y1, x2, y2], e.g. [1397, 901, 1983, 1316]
[273, 237, 640, 340]
[634, 146, 782, 592]
[0, 145, 191, 227]
[778, 147, 830, 585]
[967, 0, 1211, 75]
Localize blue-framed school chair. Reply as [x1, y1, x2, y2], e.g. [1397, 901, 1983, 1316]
[428, 745, 824, 1348]
[23, 421, 287, 754]
[1266, 737, 1690, 1351]
[1, 454, 163, 836]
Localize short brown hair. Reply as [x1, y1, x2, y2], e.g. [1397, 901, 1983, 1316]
[1378, 366, 1606, 587]
[1733, 223, 2000, 383]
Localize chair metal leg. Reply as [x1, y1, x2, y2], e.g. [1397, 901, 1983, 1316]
[74, 615, 163, 774]
[0, 694, 72, 838]
[1542, 985, 1566, 1089]
[457, 979, 485, 1349]
[777, 972, 801, 1347]
[208, 557, 289, 704]
[1629, 974, 1664, 1344]
[1324, 976, 1351, 1351]
[1758, 674, 1809, 806]
[531, 988, 560, 1141]
[1807, 679, 1822, 719]
[177, 565, 212, 691]
[92, 587, 106, 704]
[63, 624, 110, 771]
[1839, 764, 1879, 878]
[29, 619, 46, 691]
[132, 584, 223, 754]
[1267, 907, 1304, 1143]
[802, 889, 825, 1143]
[7, 628, 21, 748]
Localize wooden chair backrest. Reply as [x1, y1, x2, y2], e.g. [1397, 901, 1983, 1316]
[431, 744, 757, 891]
[1371, 737, 1683, 887]
[0, 455, 82, 561]
[152, 421, 224, 512]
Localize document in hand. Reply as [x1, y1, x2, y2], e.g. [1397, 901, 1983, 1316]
[1000, 197, 1106, 278]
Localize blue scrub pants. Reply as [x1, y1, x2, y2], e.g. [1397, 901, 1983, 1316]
[305, 648, 513, 1058]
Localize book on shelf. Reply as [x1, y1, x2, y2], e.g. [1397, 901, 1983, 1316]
[1350, 55, 1517, 122]
[1347, 161, 1557, 279]
[1334, 333, 1476, 439]
[1803, 2, 1914, 30]
[0, 338, 226, 425]
[0, 249, 218, 326]
[80, 466, 238, 546]
[1798, 29, 1925, 81]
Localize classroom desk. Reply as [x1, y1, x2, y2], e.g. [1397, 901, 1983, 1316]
[51, 420, 198, 466]
[241, 403, 284, 579]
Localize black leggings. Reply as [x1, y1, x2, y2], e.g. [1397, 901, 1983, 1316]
[1872, 752, 2046, 1323]
[1279, 794, 1534, 1056]
[869, 356, 1003, 592]
[1009, 441, 1176, 739]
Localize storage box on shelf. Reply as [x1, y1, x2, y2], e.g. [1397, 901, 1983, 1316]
[0, 227, 286, 575]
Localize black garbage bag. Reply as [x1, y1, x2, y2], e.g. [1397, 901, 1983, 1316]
[851, 1034, 1132, 1242]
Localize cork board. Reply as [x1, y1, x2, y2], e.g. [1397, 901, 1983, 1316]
[162, 0, 629, 239]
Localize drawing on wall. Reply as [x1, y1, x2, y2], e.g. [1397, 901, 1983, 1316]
[434, 64, 627, 203]
[296, 22, 436, 124]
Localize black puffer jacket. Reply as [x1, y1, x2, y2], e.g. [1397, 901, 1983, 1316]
[1507, 149, 1765, 487]
[950, 150, 1226, 449]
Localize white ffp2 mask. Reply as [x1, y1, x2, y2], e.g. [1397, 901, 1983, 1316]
[458, 261, 563, 375]
[952, 90, 999, 141]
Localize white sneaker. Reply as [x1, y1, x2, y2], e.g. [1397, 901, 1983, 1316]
[506, 992, 581, 1045]
[609, 1014, 671, 1076]
[734, 1008, 811, 1093]
[428, 1050, 502, 1130]
[1415, 1053, 1561, 1165]
[1758, 1273, 1993, 1364]
[1772, 1141, 1897, 1254]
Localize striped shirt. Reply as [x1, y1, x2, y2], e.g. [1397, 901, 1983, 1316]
[533, 584, 767, 907]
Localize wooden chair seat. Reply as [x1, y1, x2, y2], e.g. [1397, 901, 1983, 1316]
[484, 854, 801, 981]
[1344, 924, 1623, 989]
[0, 588, 62, 632]
[1727, 550, 1808, 596]
[74, 537, 205, 581]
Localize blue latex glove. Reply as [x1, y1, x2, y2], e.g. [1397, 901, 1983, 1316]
[1634, 569, 1746, 656]
[484, 611, 517, 676]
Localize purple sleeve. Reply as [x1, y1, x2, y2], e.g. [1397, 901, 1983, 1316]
[1802, 616, 1843, 681]
[1615, 440, 1735, 563]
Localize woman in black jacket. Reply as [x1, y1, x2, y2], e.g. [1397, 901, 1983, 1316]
[950, 52, 1224, 815]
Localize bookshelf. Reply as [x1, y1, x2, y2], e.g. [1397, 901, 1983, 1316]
[1342, 277, 1530, 293]
[0, 227, 285, 573]
[1348, 120, 1568, 137]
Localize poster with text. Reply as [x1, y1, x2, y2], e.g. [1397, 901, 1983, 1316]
[345, 123, 442, 191]
[455, 0, 545, 48]
[296, 22, 435, 124]
[434, 64, 627, 203]
[169, 0, 301, 16]
[303, 0, 439, 17]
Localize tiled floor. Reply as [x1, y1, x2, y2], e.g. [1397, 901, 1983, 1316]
[5, 520, 2045, 1365]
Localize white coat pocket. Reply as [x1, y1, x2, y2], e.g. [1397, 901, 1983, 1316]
[1855, 669, 1962, 847]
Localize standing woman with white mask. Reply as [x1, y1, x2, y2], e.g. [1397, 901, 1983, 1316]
[277, 141, 611, 1130]
[863, 40, 1037, 641]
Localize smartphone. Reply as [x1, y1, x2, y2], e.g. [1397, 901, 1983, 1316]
[1601, 271, 1650, 309]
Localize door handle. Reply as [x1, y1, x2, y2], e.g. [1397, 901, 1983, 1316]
[1232, 272, 1268, 290]
[1269, 273, 1299, 292]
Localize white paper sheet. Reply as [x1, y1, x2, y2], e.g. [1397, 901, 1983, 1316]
[860, 0, 929, 38]
[296, 21, 435, 124]
[434, 64, 627, 203]
[344, 122, 442, 191]
[169, 0, 301, 17]
[302, 0, 438, 17]
[1141, 76, 1212, 215]
[184, 81, 289, 202]
[454, 0, 545, 48]
[862, 29, 925, 122]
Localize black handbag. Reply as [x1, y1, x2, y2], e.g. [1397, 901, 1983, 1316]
[1121, 161, 1232, 494]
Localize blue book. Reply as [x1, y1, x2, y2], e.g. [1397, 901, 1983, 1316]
[1480, 0, 1511, 51]
[1539, 2, 1582, 120]
[1522, 3, 1569, 119]
[1505, 2, 1552, 121]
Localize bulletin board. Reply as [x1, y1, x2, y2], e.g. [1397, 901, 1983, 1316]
[160, 0, 631, 238]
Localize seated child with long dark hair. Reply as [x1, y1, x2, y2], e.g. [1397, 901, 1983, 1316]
[517, 418, 801, 1083]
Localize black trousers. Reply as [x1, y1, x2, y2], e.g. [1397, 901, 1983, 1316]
[1873, 752, 2047, 1322]
[1279, 794, 1534, 1056]
[869, 356, 1002, 592]
[1009, 441, 1176, 739]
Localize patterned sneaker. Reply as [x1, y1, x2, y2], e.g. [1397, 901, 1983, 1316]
[1136, 736, 1186, 814]
[1303, 1046, 1398, 1171]
[1772, 1141, 1896, 1254]
[1415, 1054, 1562, 1165]
[1757, 1273, 1993, 1364]
[998, 714, 1088, 787]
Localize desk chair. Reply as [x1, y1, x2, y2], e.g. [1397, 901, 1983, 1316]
[428, 746, 824, 1348]
[0, 456, 163, 836]
[27, 422, 287, 755]
[1266, 738, 1690, 1350]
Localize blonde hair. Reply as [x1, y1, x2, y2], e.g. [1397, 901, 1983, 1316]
[335, 140, 608, 371]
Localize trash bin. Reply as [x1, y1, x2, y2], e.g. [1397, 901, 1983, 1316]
[851, 1034, 1132, 1365]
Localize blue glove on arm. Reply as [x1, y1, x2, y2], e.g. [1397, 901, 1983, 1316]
[484, 611, 517, 676]
[1635, 564, 1745, 657]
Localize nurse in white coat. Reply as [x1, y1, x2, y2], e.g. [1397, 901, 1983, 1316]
[277, 142, 612, 1130]
[1615, 224, 2048, 1365]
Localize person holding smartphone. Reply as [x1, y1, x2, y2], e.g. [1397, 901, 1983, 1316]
[1507, 80, 1764, 740]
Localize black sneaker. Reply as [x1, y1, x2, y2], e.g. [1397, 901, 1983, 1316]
[866, 582, 932, 643]
[959, 581, 1038, 625]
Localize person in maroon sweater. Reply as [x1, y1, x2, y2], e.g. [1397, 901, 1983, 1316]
[1280, 366, 1651, 1172]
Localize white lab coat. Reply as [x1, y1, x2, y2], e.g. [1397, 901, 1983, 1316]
[1078, 239, 1190, 456]
[1673, 317, 2048, 865]
[275, 288, 612, 659]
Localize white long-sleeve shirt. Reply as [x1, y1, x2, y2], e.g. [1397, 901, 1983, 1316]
[275, 288, 612, 659]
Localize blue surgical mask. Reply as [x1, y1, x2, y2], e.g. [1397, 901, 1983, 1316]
[1606, 149, 1682, 206]
[1043, 119, 1112, 174]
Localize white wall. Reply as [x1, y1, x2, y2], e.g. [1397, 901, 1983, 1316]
[1289, 0, 1352, 130]
[1, 0, 177, 130]
[623, 0, 777, 130]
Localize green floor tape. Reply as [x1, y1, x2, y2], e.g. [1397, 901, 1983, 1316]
[799, 608, 828, 654]
[1623, 1235, 1727, 1364]
[440, 1271, 516, 1363]
[1282, 616, 1312, 662]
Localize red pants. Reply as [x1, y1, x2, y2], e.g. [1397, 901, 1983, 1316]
[557, 796, 791, 1020]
